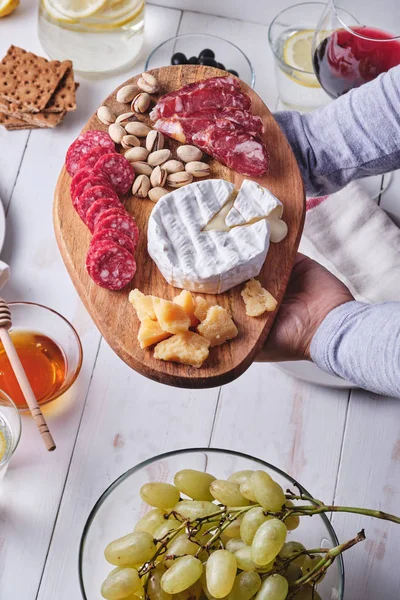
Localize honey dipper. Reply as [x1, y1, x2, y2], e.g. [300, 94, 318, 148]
[0, 298, 56, 451]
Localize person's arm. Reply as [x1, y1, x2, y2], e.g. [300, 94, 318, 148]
[274, 66, 400, 197]
[310, 301, 400, 397]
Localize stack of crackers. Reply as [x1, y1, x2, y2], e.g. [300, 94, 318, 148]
[0, 45, 77, 131]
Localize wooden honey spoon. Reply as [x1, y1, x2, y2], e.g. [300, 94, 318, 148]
[0, 298, 56, 451]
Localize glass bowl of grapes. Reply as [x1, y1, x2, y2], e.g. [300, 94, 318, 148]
[145, 34, 255, 88]
[79, 448, 345, 600]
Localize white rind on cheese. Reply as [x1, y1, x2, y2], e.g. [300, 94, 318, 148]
[147, 179, 282, 295]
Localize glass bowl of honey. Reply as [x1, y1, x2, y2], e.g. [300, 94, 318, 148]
[0, 302, 83, 411]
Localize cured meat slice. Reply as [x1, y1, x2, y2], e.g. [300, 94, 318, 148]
[70, 167, 95, 199]
[75, 185, 119, 223]
[95, 209, 139, 245]
[90, 228, 136, 255]
[94, 153, 134, 196]
[86, 240, 136, 290]
[193, 126, 269, 177]
[72, 175, 114, 205]
[66, 130, 115, 176]
[85, 196, 124, 233]
[150, 75, 241, 120]
[78, 145, 116, 171]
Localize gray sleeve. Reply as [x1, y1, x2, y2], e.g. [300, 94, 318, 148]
[310, 301, 400, 397]
[274, 66, 400, 197]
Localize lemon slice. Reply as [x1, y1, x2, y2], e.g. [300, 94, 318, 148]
[50, 0, 108, 19]
[0, 0, 19, 17]
[283, 29, 320, 88]
[85, 0, 144, 25]
[42, 0, 76, 23]
[0, 430, 7, 463]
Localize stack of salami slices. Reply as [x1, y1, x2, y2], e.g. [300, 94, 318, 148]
[150, 76, 269, 177]
[65, 130, 138, 291]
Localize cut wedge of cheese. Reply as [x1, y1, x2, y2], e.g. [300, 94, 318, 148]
[197, 305, 238, 347]
[154, 332, 210, 368]
[241, 279, 278, 316]
[194, 297, 214, 322]
[173, 290, 199, 327]
[148, 179, 283, 294]
[129, 289, 156, 321]
[138, 318, 170, 349]
[153, 298, 191, 334]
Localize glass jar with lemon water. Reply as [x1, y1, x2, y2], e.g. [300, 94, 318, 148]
[38, 0, 145, 75]
[268, 3, 330, 111]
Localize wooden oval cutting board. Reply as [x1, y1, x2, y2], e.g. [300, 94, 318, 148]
[54, 65, 305, 389]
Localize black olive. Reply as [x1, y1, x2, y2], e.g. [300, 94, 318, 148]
[171, 52, 187, 65]
[188, 56, 198, 64]
[216, 62, 226, 70]
[199, 56, 217, 67]
[228, 69, 239, 77]
[198, 48, 215, 59]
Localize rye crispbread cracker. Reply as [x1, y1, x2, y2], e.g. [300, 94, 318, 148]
[0, 97, 66, 127]
[43, 66, 77, 113]
[0, 46, 68, 113]
[0, 111, 39, 130]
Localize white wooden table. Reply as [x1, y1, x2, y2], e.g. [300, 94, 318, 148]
[1, 2, 400, 599]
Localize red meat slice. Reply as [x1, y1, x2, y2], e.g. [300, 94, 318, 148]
[85, 197, 124, 233]
[70, 167, 95, 199]
[95, 209, 139, 246]
[86, 240, 136, 291]
[94, 153, 134, 196]
[193, 126, 269, 177]
[72, 175, 115, 205]
[90, 228, 136, 255]
[78, 146, 117, 171]
[75, 185, 119, 223]
[66, 130, 115, 176]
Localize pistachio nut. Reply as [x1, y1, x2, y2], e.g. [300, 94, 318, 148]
[121, 134, 141, 150]
[97, 105, 115, 125]
[131, 92, 151, 114]
[177, 145, 203, 163]
[116, 112, 138, 125]
[137, 72, 159, 94]
[131, 161, 153, 176]
[148, 187, 168, 203]
[147, 148, 171, 167]
[132, 174, 151, 198]
[116, 84, 136, 103]
[162, 159, 185, 174]
[185, 161, 211, 177]
[166, 171, 193, 188]
[124, 146, 150, 162]
[108, 123, 125, 144]
[150, 165, 167, 188]
[146, 130, 164, 153]
[124, 121, 152, 137]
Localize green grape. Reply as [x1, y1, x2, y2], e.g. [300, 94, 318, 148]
[209, 480, 250, 507]
[140, 483, 180, 509]
[101, 567, 141, 600]
[153, 518, 183, 541]
[200, 572, 218, 600]
[135, 509, 167, 536]
[163, 535, 200, 567]
[160, 556, 203, 594]
[278, 542, 306, 567]
[255, 574, 288, 600]
[240, 507, 270, 545]
[173, 500, 219, 520]
[284, 501, 300, 531]
[227, 571, 261, 600]
[301, 555, 325, 580]
[173, 579, 202, 600]
[234, 546, 273, 572]
[148, 564, 172, 600]
[239, 477, 257, 502]
[250, 472, 285, 512]
[283, 563, 302, 586]
[291, 586, 321, 600]
[228, 470, 254, 485]
[223, 516, 243, 538]
[225, 538, 246, 553]
[206, 550, 237, 598]
[251, 518, 287, 566]
[105, 531, 156, 567]
[174, 469, 216, 501]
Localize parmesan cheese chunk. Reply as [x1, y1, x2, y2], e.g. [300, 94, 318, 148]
[173, 290, 199, 327]
[241, 279, 277, 317]
[197, 305, 238, 347]
[153, 297, 191, 334]
[129, 289, 156, 321]
[154, 332, 210, 368]
[138, 318, 170, 349]
[194, 297, 214, 322]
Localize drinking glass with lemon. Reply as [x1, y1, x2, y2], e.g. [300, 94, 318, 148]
[268, 3, 330, 111]
[38, 0, 145, 75]
[0, 391, 21, 486]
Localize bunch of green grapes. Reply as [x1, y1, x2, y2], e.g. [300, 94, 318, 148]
[101, 469, 322, 600]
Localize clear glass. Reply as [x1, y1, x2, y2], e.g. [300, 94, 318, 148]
[38, 0, 145, 76]
[313, 0, 400, 98]
[3, 303, 83, 412]
[79, 448, 344, 600]
[268, 3, 330, 111]
[145, 33, 255, 89]
[0, 391, 21, 485]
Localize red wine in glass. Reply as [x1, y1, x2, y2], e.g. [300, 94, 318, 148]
[313, 26, 400, 98]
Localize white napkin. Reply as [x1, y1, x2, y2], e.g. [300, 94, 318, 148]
[299, 181, 400, 303]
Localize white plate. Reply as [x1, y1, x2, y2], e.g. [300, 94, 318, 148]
[0, 198, 6, 253]
[275, 361, 358, 389]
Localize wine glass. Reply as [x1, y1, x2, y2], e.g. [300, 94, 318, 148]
[312, 0, 400, 99]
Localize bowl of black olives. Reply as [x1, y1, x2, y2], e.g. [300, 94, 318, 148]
[145, 33, 255, 87]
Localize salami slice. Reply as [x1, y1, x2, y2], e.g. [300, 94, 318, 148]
[78, 145, 116, 171]
[75, 185, 119, 223]
[72, 175, 115, 205]
[90, 228, 136, 255]
[85, 196, 124, 233]
[66, 130, 115, 176]
[86, 240, 136, 290]
[93, 153, 134, 196]
[70, 167, 95, 199]
[95, 209, 139, 245]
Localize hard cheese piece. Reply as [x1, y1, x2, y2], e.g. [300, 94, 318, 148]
[129, 289, 156, 321]
[241, 279, 277, 317]
[194, 297, 214, 322]
[173, 290, 199, 327]
[138, 318, 170, 349]
[154, 332, 210, 368]
[197, 305, 238, 347]
[153, 298, 191, 334]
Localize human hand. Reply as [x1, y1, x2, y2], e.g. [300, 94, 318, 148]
[257, 253, 354, 362]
